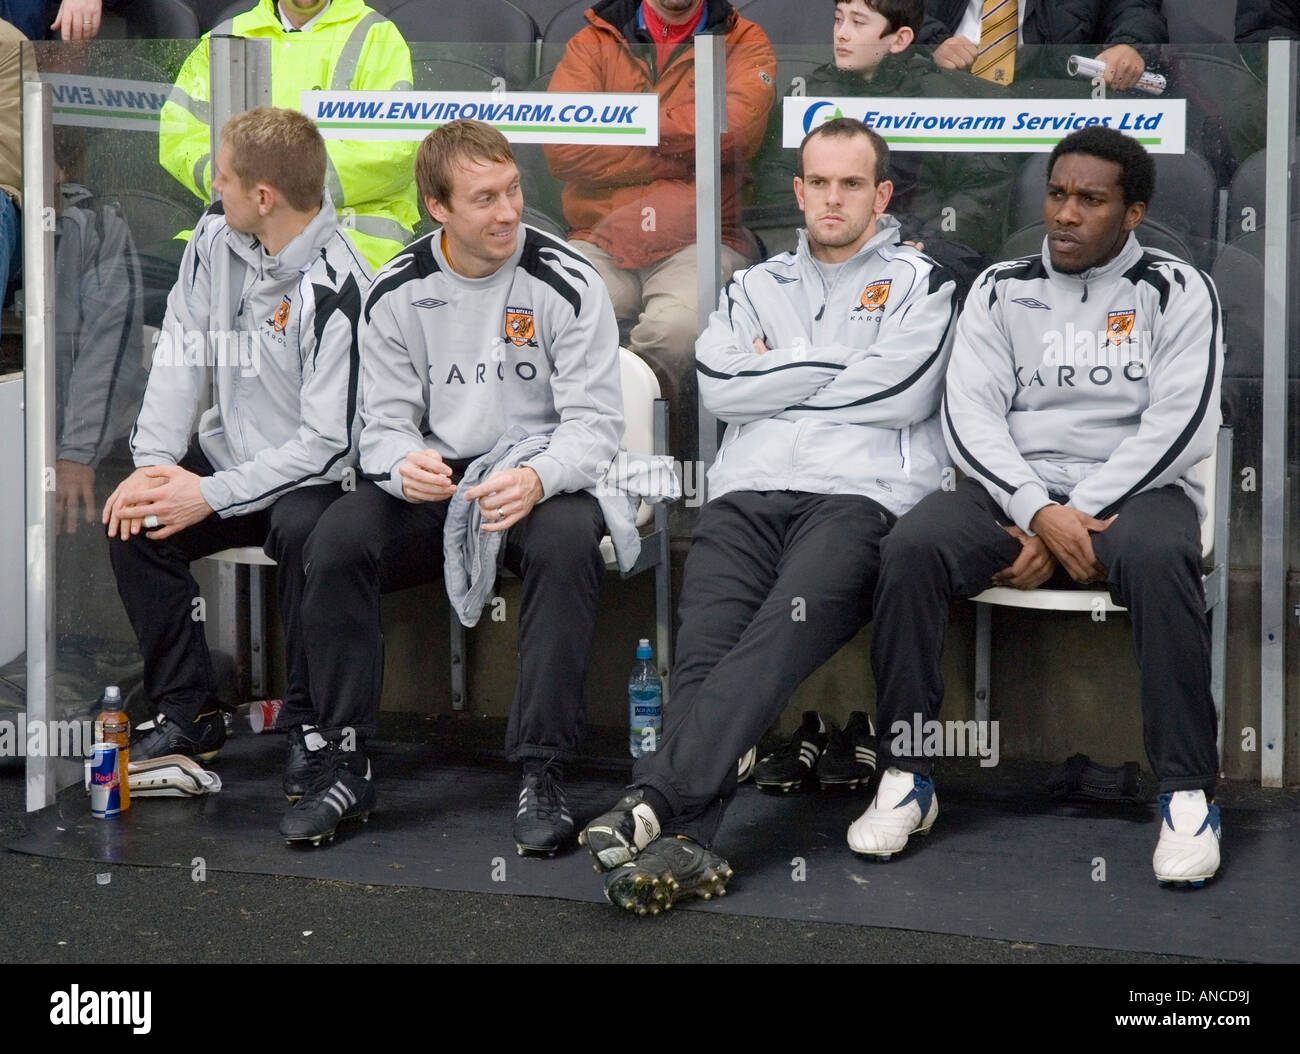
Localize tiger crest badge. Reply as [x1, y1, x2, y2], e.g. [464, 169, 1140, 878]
[854, 279, 892, 313]
[268, 296, 292, 333]
[1106, 309, 1136, 345]
[504, 306, 538, 348]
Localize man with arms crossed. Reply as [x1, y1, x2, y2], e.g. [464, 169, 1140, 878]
[580, 117, 957, 914]
[856, 126, 1224, 887]
[105, 107, 370, 772]
[289, 120, 622, 852]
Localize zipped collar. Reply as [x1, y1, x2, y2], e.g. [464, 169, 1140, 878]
[796, 213, 903, 270]
[1040, 230, 1144, 302]
[587, 0, 736, 52]
[426, 222, 528, 288]
[227, 189, 341, 279]
[797, 214, 902, 320]
[637, 1, 708, 40]
[243, 0, 371, 33]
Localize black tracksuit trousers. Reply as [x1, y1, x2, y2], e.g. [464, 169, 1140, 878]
[632, 490, 893, 846]
[108, 444, 342, 728]
[299, 479, 604, 761]
[870, 479, 1219, 793]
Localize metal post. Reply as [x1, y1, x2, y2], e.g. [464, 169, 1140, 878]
[1259, 40, 1295, 788]
[209, 35, 272, 198]
[694, 33, 725, 474]
[1212, 428, 1233, 764]
[22, 81, 56, 812]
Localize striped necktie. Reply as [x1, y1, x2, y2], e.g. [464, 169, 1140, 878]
[971, 0, 1018, 85]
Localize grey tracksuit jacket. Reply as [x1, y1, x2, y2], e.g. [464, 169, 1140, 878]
[130, 192, 372, 516]
[55, 184, 147, 467]
[358, 224, 624, 502]
[695, 217, 959, 516]
[942, 232, 1223, 530]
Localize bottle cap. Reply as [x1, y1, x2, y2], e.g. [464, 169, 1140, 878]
[636, 638, 652, 660]
[103, 685, 121, 703]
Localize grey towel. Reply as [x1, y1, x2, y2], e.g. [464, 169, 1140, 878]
[443, 430, 681, 627]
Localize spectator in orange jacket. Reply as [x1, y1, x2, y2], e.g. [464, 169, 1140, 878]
[545, 0, 776, 463]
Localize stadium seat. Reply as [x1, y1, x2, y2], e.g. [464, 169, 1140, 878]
[203, 545, 276, 699]
[1212, 223, 1300, 378]
[519, 0, 582, 32]
[127, 0, 201, 39]
[971, 425, 1234, 762]
[735, 0, 833, 44]
[1226, 141, 1300, 238]
[1167, 50, 1270, 174]
[538, 0, 596, 76]
[386, 0, 539, 88]
[1162, 0, 1235, 44]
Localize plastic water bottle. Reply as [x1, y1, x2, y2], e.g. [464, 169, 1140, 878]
[628, 639, 663, 759]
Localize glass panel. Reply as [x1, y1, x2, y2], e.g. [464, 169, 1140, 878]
[18, 38, 679, 783]
[13, 42, 201, 777]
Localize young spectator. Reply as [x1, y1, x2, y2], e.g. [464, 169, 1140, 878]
[750, 0, 1010, 261]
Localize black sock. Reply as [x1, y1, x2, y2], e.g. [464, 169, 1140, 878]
[638, 787, 672, 825]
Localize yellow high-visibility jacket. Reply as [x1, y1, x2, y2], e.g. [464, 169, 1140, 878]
[159, 0, 417, 269]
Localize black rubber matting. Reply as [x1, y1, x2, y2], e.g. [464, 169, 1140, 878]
[9, 731, 1298, 962]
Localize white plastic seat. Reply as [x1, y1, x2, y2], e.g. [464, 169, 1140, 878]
[970, 426, 1233, 760]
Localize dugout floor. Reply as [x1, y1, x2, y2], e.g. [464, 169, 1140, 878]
[7, 717, 1298, 963]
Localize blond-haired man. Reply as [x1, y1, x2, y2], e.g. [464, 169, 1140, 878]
[105, 106, 371, 768]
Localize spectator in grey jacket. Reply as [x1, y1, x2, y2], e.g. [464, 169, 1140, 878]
[54, 179, 148, 536]
[103, 107, 371, 769]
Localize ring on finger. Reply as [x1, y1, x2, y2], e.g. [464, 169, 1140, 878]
[144, 514, 160, 529]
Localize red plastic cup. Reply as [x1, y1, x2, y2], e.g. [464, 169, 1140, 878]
[248, 698, 284, 734]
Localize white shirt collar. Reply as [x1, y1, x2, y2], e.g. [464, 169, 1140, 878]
[277, 1, 331, 33]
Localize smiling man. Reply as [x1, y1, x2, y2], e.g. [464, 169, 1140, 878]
[288, 120, 622, 852]
[580, 117, 956, 915]
[857, 126, 1225, 887]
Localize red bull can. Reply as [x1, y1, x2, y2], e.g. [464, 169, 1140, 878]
[88, 743, 124, 818]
